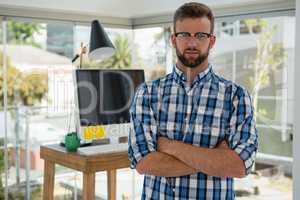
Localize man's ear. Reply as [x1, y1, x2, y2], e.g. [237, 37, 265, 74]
[171, 33, 177, 48]
[209, 35, 216, 49]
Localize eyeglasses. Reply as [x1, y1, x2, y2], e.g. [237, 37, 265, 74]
[175, 32, 212, 41]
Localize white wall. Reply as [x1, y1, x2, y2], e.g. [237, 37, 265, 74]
[294, 0, 300, 199]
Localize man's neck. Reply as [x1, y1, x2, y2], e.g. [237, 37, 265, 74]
[176, 60, 209, 84]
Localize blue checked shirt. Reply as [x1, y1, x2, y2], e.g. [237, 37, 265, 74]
[128, 64, 258, 200]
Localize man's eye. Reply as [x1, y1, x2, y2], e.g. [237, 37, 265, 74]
[195, 33, 207, 39]
[178, 33, 190, 37]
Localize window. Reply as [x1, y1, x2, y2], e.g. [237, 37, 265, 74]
[212, 16, 294, 199]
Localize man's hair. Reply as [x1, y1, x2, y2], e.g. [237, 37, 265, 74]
[173, 2, 214, 34]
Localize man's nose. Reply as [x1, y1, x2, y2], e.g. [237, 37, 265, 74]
[186, 38, 198, 48]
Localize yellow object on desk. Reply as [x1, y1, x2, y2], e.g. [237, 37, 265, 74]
[83, 126, 106, 141]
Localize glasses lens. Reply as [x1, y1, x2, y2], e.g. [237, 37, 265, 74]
[177, 32, 191, 38]
[195, 32, 209, 40]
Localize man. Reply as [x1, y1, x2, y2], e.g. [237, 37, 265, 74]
[128, 2, 258, 200]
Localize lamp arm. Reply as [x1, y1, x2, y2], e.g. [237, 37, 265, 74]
[71, 43, 87, 68]
[71, 54, 80, 63]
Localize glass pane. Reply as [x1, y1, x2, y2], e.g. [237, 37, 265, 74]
[210, 51, 233, 80]
[3, 19, 75, 198]
[133, 27, 168, 80]
[258, 127, 292, 156]
[0, 19, 6, 200]
[215, 16, 294, 199]
[256, 98, 292, 156]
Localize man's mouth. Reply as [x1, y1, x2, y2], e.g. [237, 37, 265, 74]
[184, 49, 199, 54]
[184, 50, 199, 58]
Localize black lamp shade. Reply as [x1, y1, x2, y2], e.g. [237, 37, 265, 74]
[88, 20, 115, 62]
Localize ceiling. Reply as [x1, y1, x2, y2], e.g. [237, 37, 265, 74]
[0, 0, 294, 19]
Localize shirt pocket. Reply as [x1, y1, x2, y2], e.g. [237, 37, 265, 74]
[158, 121, 183, 141]
[192, 122, 226, 148]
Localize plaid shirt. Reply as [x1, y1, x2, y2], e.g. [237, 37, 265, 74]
[128, 64, 258, 200]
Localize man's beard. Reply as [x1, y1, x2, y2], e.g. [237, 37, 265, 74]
[176, 46, 210, 68]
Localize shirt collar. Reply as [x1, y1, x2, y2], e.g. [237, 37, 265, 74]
[172, 63, 213, 85]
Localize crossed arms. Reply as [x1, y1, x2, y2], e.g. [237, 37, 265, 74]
[136, 138, 246, 178]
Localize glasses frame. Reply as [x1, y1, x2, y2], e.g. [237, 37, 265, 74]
[175, 31, 213, 41]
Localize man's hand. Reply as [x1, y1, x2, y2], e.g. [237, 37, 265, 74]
[216, 140, 230, 149]
[157, 137, 175, 154]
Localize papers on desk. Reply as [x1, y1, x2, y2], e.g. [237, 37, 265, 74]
[77, 143, 128, 155]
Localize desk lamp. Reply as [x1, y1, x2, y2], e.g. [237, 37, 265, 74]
[67, 20, 116, 148]
[71, 20, 116, 68]
[88, 20, 115, 62]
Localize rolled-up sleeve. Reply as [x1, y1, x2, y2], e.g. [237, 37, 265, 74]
[128, 83, 157, 169]
[227, 87, 258, 175]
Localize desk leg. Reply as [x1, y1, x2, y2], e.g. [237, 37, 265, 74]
[83, 172, 95, 200]
[107, 169, 117, 200]
[43, 160, 55, 200]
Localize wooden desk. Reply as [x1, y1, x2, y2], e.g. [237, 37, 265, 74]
[40, 144, 130, 200]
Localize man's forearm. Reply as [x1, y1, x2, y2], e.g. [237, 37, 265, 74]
[160, 140, 246, 178]
[136, 151, 197, 177]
